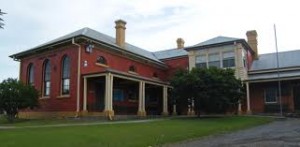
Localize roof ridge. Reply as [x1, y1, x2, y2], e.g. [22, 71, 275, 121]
[154, 48, 178, 53]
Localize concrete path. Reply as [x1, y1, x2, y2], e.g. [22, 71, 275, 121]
[0, 119, 163, 130]
[168, 118, 300, 147]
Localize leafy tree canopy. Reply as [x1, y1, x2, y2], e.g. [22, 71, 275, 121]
[0, 78, 39, 122]
[170, 67, 245, 114]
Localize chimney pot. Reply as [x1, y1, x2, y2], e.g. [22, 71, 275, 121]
[115, 19, 127, 48]
[176, 38, 185, 49]
[246, 30, 258, 59]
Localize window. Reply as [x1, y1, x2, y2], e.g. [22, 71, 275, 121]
[62, 56, 70, 95]
[195, 55, 207, 68]
[96, 56, 107, 65]
[43, 59, 51, 96]
[265, 87, 277, 103]
[27, 63, 34, 85]
[129, 65, 136, 72]
[208, 53, 220, 68]
[222, 51, 235, 68]
[113, 89, 124, 101]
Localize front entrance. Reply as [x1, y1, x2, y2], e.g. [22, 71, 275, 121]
[83, 73, 169, 116]
[293, 86, 300, 111]
[145, 84, 163, 115]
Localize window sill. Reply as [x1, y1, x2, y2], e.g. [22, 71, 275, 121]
[57, 95, 70, 99]
[95, 63, 109, 68]
[265, 102, 277, 104]
[128, 71, 138, 75]
[152, 77, 160, 80]
[128, 99, 138, 103]
[39, 96, 50, 99]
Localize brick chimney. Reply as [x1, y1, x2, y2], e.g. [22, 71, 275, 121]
[246, 30, 258, 59]
[115, 19, 126, 48]
[176, 38, 185, 49]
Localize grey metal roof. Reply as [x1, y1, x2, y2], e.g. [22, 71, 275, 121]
[11, 27, 163, 64]
[250, 50, 300, 71]
[193, 36, 243, 47]
[248, 70, 300, 82]
[153, 48, 188, 60]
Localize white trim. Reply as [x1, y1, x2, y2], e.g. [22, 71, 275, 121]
[95, 63, 109, 68]
[83, 77, 87, 111]
[162, 86, 168, 114]
[247, 76, 300, 83]
[83, 73, 107, 78]
[246, 82, 251, 112]
[72, 38, 81, 114]
[249, 67, 300, 74]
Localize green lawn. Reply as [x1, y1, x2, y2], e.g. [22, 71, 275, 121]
[0, 116, 272, 147]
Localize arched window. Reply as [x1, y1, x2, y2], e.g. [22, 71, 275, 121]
[43, 59, 51, 96]
[96, 56, 107, 65]
[27, 63, 34, 85]
[129, 65, 136, 72]
[61, 56, 70, 95]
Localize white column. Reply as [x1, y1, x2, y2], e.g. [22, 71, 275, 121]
[104, 74, 110, 111]
[246, 82, 251, 114]
[162, 86, 169, 115]
[172, 104, 177, 115]
[104, 73, 114, 117]
[83, 77, 87, 112]
[238, 102, 242, 115]
[138, 81, 146, 116]
[109, 74, 114, 111]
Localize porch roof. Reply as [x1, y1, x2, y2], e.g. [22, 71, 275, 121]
[83, 68, 170, 87]
[247, 70, 300, 83]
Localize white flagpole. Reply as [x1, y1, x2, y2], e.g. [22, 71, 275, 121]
[274, 24, 283, 116]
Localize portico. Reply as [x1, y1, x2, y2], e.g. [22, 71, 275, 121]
[82, 71, 170, 117]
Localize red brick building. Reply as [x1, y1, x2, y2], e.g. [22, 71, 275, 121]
[10, 20, 300, 118]
[10, 20, 188, 118]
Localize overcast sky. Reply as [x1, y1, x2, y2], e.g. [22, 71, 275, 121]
[1, 0, 300, 81]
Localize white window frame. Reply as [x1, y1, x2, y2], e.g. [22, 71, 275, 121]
[222, 51, 235, 68]
[195, 54, 207, 68]
[208, 53, 220, 68]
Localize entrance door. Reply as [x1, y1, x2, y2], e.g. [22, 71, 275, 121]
[94, 81, 105, 111]
[293, 86, 300, 111]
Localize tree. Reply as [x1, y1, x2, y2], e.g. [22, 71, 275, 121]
[0, 9, 6, 29]
[170, 67, 245, 115]
[0, 78, 39, 122]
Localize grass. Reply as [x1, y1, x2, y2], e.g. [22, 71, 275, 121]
[0, 116, 272, 147]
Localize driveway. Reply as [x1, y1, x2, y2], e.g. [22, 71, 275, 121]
[168, 118, 300, 147]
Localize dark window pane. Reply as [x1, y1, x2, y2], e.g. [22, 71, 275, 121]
[196, 63, 207, 68]
[208, 61, 220, 68]
[62, 79, 70, 94]
[129, 65, 136, 72]
[43, 60, 51, 96]
[62, 56, 70, 95]
[44, 60, 51, 81]
[97, 56, 107, 65]
[265, 88, 277, 103]
[223, 58, 235, 68]
[62, 56, 70, 78]
[27, 64, 34, 85]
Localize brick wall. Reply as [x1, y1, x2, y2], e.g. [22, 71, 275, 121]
[20, 45, 79, 111]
